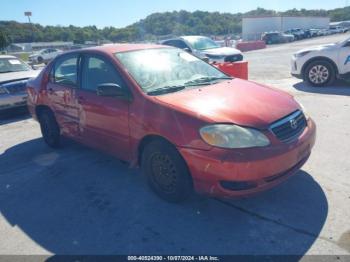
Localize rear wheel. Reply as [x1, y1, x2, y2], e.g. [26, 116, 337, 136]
[37, 56, 44, 64]
[141, 140, 193, 203]
[38, 109, 60, 148]
[304, 60, 335, 87]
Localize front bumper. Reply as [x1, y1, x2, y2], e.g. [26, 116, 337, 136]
[0, 93, 27, 111]
[178, 118, 316, 198]
[290, 55, 306, 79]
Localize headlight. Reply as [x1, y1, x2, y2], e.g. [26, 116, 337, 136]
[199, 124, 270, 149]
[0, 86, 8, 95]
[295, 51, 312, 58]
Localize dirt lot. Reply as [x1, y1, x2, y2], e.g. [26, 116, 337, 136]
[0, 33, 350, 257]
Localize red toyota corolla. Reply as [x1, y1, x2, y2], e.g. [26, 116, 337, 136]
[27, 44, 316, 202]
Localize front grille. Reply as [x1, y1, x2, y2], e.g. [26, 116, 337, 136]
[2, 80, 27, 94]
[224, 54, 243, 62]
[270, 110, 307, 142]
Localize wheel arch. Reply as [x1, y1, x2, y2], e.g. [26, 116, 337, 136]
[302, 56, 339, 80]
[35, 104, 53, 119]
[137, 134, 175, 167]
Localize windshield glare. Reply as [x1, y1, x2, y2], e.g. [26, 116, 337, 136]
[184, 37, 220, 50]
[115, 48, 227, 94]
[0, 58, 31, 73]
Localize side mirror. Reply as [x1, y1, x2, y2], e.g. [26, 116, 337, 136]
[344, 41, 350, 47]
[202, 57, 210, 63]
[183, 47, 192, 53]
[97, 83, 129, 99]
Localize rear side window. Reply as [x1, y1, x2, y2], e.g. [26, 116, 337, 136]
[53, 54, 78, 86]
[81, 55, 125, 92]
[164, 40, 189, 49]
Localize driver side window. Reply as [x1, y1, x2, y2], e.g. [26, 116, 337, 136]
[81, 55, 125, 92]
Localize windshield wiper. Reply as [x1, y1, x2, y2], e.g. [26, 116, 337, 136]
[184, 76, 233, 86]
[147, 85, 186, 96]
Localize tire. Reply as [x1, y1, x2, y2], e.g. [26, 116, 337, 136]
[141, 140, 193, 203]
[37, 56, 44, 64]
[38, 109, 61, 148]
[304, 60, 336, 87]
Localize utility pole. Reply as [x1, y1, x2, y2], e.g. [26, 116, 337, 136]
[24, 11, 34, 44]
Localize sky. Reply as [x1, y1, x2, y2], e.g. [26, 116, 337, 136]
[0, 0, 348, 28]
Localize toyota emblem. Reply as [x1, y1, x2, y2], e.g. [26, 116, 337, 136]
[290, 119, 298, 130]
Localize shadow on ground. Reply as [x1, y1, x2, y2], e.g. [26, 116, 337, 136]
[0, 107, 31, 125]
[0, 138, 328, 255]
[293, 80, 350, 96]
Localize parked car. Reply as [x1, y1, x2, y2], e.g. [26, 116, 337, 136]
[285, 28, 305, 40]
[309, 29, 321, 37]
[329, 26, 348, 34]
[27, 44, 316, 202]
[322, 29, 333, 35]
[303, 29, 312, 38]
[261, 32, 294, 44]
[28, 48, 62, 64]
[0, 55, 39, 111]
[291, 36, 350, 86]
[162, 36, 243, 63]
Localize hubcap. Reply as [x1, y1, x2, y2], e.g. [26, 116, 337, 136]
[150, 153, 177, 193]
[309, 65, 329, 84]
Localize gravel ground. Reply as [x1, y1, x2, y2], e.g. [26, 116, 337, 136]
[0, 33, 349, 257]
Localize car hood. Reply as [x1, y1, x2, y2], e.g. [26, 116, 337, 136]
[201, 47, 242, 56]
[153, 78, 299, 129]
[297, 43, 338, 54]
[0, 70, 40, 84]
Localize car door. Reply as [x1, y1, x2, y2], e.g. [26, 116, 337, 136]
[339, 40, 350, 74]
[75, 53, 130, 161]
[41, 49, 50, 60]
[46, 53, 80, 137]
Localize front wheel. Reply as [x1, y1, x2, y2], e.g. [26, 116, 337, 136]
[304, 60, 335, 87]
[141, 140, 193, 203]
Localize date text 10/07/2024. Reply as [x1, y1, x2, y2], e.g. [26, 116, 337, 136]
[127, 256, 219, 261]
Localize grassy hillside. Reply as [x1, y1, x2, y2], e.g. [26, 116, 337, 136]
[1, 7, 349, 44]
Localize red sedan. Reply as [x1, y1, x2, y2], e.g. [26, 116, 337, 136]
[27, 44, 316, 202]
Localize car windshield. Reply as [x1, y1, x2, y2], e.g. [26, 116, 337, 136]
[0, 57, 31, 73]
[115, 48, 229, 95]
[184, 36, 220, 50]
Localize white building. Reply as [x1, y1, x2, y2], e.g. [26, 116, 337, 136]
[242, 16, 330, 41]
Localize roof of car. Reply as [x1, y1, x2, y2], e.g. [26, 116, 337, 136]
[162, 36, 207, 42]
[84, 44, 168, 54]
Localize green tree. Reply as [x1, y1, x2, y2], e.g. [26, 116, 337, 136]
[0, 30, 9, 50]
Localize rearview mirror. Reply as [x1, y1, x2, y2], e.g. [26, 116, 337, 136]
[183, 47, 192, 53]
[97, 83, 129, 99]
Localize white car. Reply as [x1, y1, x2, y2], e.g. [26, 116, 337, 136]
[0, 55, 39, 111]
[28, 48, 62, 64]
[291, 36, 350, 86]
[162, 36, 243, 63]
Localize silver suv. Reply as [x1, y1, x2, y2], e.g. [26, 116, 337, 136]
[162, 36, 243, 63]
